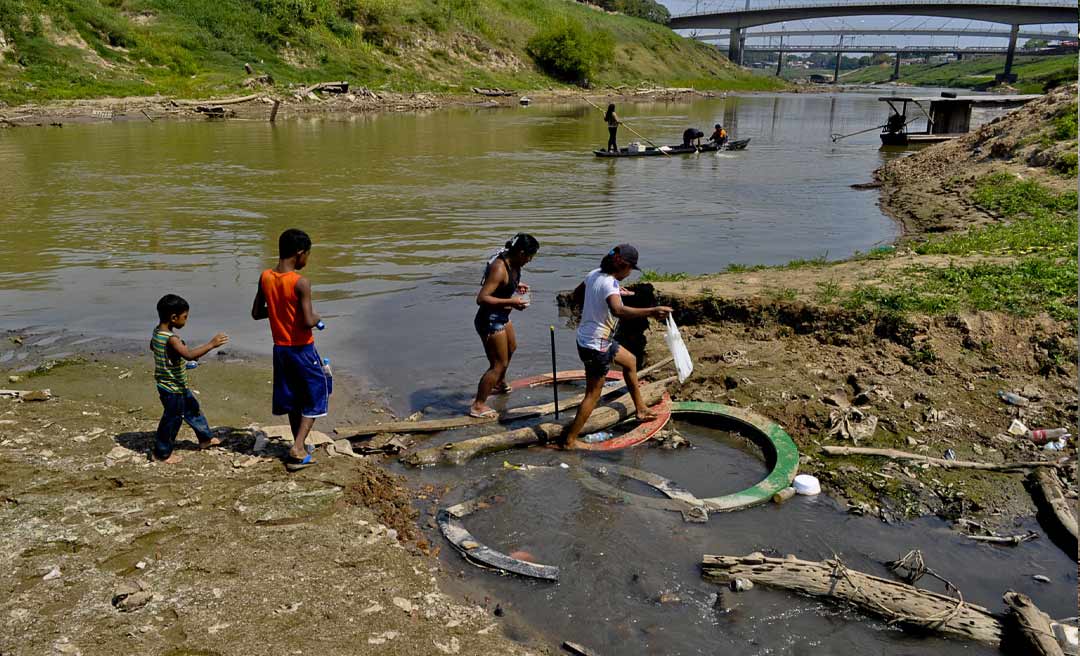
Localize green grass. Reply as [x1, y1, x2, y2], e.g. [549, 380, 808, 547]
[0, 0, 786, 104]
[843, 173, 1078, 322]
[841, 54, 1077, 93]
[639, 269, 691, 282]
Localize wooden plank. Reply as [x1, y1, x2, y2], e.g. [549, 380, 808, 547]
[403, 378, 673, 467]
[822, 446, 1065, 471]
[1028, 469, 1078, 559]
[701, 553, 1003, 645]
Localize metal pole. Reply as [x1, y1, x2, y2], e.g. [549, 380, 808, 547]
[550, 326, 559, 419]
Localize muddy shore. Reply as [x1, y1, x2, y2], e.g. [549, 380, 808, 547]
[0, 331, 544, 656]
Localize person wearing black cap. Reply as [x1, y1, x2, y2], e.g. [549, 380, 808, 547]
[709, 123, 728, 147]
[561, 245, 672, 449]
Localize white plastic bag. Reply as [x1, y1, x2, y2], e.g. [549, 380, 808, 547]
[664, 314, 693, 383]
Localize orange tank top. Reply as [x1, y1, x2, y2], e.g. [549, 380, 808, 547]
[260, 269, 314, 347]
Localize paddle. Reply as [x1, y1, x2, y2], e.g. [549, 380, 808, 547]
[584, 97, 670, 157]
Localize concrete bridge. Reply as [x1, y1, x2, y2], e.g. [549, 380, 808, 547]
[693, 27, 1069, 41]
[670, 0, 1079, 80]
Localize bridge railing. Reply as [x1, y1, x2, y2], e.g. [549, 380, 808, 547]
[672, 0, 1078, 19]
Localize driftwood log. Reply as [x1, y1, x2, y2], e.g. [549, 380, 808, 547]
[821, 446, 1066, 471]
[171, 93, 263, 107]
[300, 81, 349, 95]
[701, 553, 1004, 645]
[403, 378, 672, 467]
[1002, 591, 1065, 656]
[337, 357, 672, 437]
[1028, 469, 1078, 559]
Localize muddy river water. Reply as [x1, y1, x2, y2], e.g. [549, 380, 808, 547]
[1, 92, 1074, 653]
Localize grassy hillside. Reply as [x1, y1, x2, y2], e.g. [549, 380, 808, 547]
[841, 54, 1077, 94]
[0, 0, 783, 105]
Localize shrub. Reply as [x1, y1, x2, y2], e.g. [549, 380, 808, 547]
[526, 18, 613, 85]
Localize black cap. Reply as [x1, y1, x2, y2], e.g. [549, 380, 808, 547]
[613, 244, 640, 269]
[715, 123, 722, 128]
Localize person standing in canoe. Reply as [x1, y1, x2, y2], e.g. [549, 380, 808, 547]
[605, 104, 621, 152]
[561, 245, 672, 449]
[469, 233, 540, 419]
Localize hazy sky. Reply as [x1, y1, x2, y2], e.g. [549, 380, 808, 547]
[658, 0, 1075, 49]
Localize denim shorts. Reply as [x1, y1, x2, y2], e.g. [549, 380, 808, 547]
[474, 310, 511, 338]
[577, 340, 620, 378]
[272, 343, 330, 418]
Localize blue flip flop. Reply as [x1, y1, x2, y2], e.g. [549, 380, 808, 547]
[285, 452, 316, 472]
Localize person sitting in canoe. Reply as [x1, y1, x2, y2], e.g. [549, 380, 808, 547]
[604, 104, 621, 152]
[469, 233, 540, 419]
[682, 128, 704, 149]
[709, 124, 728, 147]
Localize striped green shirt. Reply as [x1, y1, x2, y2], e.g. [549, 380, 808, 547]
[152, 329, 187, 393]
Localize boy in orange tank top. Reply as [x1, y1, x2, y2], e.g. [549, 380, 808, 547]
[251, 229, 330, 471]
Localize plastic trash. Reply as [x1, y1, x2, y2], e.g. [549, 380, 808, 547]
[793, 474, 821, 496]
[519, 292, 531, 307]
[1044, 437, 1069, 452]
[997, 390, 1029, 407]
[943, 449, 956, 460]
[315, 320, 326, 330]
[1007, 419, 1030, 436]
[581, 431, 612, 443]
[185, 360, 199, 370]
[664, 315, 694, 383]
[252, 431, 269, 455]
[1026, 428, 1070, 445]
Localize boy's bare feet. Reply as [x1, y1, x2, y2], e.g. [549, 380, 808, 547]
[158, 453, 183, 464]
[493, 382, 513, 395]
[197, 437, 223, 450]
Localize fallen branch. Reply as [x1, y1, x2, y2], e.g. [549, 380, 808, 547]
[701, 552, 1003, 645]
[821, 446, 1066, 471]
[337, 357, 674, 437]
[967, 531, 1039, 546]
[1027, 469, 1078, 559]
[403, 378, 673, 467]
[171, 93, 263, 107]
[1002, 591, 1064, 656]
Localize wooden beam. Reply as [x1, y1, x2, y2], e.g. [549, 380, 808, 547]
[1002, 591, 1065, 656]
[403, 378, 673, 467]
[1028, 469, 1078, 558]
[821, 446, 1065, 471]
[171, 93, 264, 107]
[701, 553, 1003, 645]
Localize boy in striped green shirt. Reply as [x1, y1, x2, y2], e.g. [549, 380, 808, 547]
[152, 294, 229, 464]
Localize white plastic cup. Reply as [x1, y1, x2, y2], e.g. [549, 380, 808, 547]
[793, 474, 821, 496]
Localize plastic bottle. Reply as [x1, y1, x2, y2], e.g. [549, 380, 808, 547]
[1026, 428, 1070, 445]
[997, 390, 1029, 407]
[185, 360, 199, 370]
[519, 292, 531, 308]
[581, 431, 612, 443]
[322, 357, 333, 395]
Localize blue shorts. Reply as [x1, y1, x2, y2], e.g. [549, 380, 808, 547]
[577, 340, 620, 379]
[272, 344, 330, 418]
[474, 310, 511, 338]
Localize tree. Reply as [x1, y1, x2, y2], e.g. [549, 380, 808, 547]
[527, 18, 614, 85]
[1025, 38, 1049, 49]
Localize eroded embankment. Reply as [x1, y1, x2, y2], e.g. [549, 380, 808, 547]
[624, 85, 1078, 529]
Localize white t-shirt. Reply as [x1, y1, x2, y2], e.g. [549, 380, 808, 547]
[576, 269, 620, 351]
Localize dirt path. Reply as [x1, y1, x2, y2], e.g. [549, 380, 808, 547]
[0, 331, 545, 656]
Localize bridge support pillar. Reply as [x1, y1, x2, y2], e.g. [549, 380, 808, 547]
[776, 51, 784, 76]
[996, 24, 1020, 83]
[833, 51, 842, 83]
[891, 52, 900, 81]
[728, 27, 744, 65]
[956, 52, 964, 61]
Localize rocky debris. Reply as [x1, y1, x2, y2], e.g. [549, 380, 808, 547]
[111, 580, 152, 612]
[393, 597, 416, 613]
[730, 577, 754, 592]
[105, 445, 139, 465]
[234, 480, 343, 523]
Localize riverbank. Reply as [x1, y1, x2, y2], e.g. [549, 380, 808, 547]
[0, 330, 544, 656]
[842, 54, 1077, 94]
[635, 84, 1078, 530]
